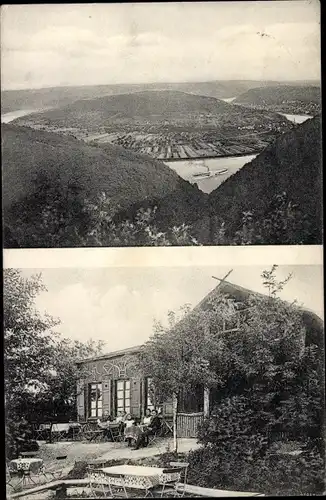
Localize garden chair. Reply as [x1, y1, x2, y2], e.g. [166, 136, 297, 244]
[104, 472, 129, 498]
[108, 423, 124, 443]
[87, 465, 109, 497]
[157, 464, 188, 497]
[168, 462, 189, 497]
[6, 462, 16, 491]
[147, 424, 165, 447]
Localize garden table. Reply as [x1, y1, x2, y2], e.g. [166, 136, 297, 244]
[10, 458, 43, 474]
[101, 465, 181, 493]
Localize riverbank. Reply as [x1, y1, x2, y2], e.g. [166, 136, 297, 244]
[165, 149, 262, 162]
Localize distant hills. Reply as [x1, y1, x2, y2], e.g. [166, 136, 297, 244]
[235, 85, 321, 115]
[2, 79, 320, 114]
[16, 90, 231, 128]
[208, 115, 322, 244]
[2, 123, 209, 247]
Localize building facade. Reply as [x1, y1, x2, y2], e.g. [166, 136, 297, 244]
[76, 279, 323, 437]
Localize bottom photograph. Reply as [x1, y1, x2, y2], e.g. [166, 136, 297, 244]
[4, 264, 324, 498]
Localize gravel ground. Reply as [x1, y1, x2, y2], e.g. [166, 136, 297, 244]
[7, 439, 201, 499]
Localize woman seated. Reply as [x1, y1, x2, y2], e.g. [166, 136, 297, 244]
[133, 409, 162, 450]
[123, 414, 139, 447]
[115, 411, 127, 434]
[142, 408, 152, 427]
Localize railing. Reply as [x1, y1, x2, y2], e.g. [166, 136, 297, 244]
[176, 412, 203, 438]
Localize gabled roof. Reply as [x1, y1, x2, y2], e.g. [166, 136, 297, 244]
[198, 279, 324, 347]
[78, 279, 324, 364]
[77, 344, 142, 365]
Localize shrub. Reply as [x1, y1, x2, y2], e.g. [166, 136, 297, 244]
[186, 443, 325, 496]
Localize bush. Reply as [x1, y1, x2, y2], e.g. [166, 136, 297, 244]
[186, 443, 325, 496]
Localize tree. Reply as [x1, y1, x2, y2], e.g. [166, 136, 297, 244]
[139, 297, 237, 450]
[4, 269, 105, 458]
[4, 269, 59, 422]
[21, 338, 104, 423]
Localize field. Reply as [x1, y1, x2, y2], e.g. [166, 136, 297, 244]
[14, 120, 289, 161]
[12, 90, 294, 161]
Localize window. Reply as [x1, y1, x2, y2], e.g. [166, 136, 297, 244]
[222, 305, 253, 333]
[89, 383, 102, 418]
[145, 377, 155, 411]
[116, 380, 130, 414]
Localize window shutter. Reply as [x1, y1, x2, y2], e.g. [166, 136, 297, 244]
[102, 378, 111, 416]
[130, 378, 141, 418]
[76, 380, 85, 422]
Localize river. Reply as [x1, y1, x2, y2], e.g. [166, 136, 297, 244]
[1, 108, 50, 123]
[165, 154, 257, 194]
[279, 113, 312, 124]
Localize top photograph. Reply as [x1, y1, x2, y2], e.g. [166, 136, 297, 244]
[1, 1, 322, 248]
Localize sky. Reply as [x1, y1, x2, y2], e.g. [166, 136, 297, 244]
[19, 265, 324, 353]
[1, 1, 321, 90]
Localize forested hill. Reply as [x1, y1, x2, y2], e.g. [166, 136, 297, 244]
[234, 85, 321, 115]
[14, 90, 232, 128]
[3, 79, 318, 113]
[2, 123, 209, 247]
[208, 115, 322, 244]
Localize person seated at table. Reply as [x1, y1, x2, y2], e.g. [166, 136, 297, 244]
[124, 413, 135, 429]
[97, 411, 112, 425]
[124, 414, 137, 447]
[115, 411, 127, 434]
[115, 410, 126, 423]
[142, 409, 152, 427]
[133, 409, 161, 450]
[97, 411, 114, 440]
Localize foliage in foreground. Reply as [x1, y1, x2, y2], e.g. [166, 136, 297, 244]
[186, 443, 324, 496]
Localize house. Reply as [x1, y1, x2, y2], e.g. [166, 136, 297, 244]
[76, 278, 324, 437]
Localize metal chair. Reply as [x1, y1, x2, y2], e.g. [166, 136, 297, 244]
[87, 465, 109, 497]
[105, 472, 129, 498]
[6, 462, 16, 491]
[158, 464, 188, 497]
[108, 423, 124, 442]
[169, 462, 189, 497]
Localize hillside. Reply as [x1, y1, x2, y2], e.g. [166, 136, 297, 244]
[13, 90, 231, 126]
[235, 85, 321, 115]
[209, 115, 322, 244]
[2, 79, 319, 113]
[12, 90, 293, 161]
[2, 123, 209, 247]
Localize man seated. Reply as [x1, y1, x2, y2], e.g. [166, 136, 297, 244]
[133, 409, 161, 450]
[97, 411, 113, 440]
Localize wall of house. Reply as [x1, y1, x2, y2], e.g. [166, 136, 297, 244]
[76, 352, 174, 422]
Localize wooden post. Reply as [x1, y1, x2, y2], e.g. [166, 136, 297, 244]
[172, 392, 178, 453]
[204, 387, 210, 417]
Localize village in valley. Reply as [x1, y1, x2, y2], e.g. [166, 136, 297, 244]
[4, 265, 324, 498]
